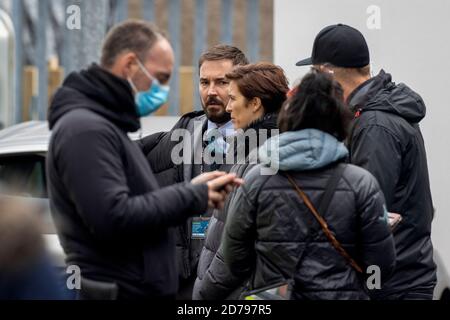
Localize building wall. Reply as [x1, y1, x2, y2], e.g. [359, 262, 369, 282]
[129, 0, 274, 65]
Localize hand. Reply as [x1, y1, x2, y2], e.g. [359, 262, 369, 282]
[388, 212, 402, 230]
[205, 174, 244, 210]
[191, 171, 227, 185]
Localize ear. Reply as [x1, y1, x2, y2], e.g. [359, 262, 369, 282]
[120, 52, 139, 78]
[251, 97, 263, 113]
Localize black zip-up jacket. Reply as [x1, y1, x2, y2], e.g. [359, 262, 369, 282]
[138, 110, 207, 188]
[348, 70, 436, 298]
[138, 111, 213, 284]
[46, 64, 208, 299]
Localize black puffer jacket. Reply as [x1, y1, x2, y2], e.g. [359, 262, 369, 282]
[46, 64, 208, 299]
[347, 70, 436, 298]
[193, 114, 279, 300]
[212, 129, 396, 300]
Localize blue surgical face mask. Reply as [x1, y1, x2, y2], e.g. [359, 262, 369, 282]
[128, 59, 170, 117]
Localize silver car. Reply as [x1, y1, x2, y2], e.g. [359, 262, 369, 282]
[0, 118, 179, 268]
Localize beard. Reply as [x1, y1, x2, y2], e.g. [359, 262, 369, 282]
[202, 96, 231, 124]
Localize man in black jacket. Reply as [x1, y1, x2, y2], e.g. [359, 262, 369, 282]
[139, 45, 249, 299]
[46, 20, 240, 300]
[296, 24, 436, 299]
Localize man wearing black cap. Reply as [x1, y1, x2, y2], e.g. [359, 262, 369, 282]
[297, 24, 436, 300]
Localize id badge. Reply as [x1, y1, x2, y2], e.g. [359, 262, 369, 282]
[191, 217, 211, 240]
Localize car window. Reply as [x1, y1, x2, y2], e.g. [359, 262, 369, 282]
[0, 154, 55, 234]
[0, 155, 47, 198]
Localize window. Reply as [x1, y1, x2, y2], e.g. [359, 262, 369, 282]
[0, 155, 47, 199]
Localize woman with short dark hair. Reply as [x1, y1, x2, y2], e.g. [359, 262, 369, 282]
[211, 71, 397, 300]
[193, 63, 289, 300]
[225, 63, 289, 130]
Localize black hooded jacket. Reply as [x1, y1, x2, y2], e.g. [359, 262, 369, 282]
[348, 70, 436, 297]
[46, 65, 208, 299]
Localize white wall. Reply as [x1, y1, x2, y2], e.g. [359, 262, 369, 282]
[274, 0, 450, 268]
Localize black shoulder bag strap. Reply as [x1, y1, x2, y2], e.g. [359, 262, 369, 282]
[286, 163, 363, 274]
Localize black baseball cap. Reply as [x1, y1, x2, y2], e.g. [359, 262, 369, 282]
[296, 24, 370, 68]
